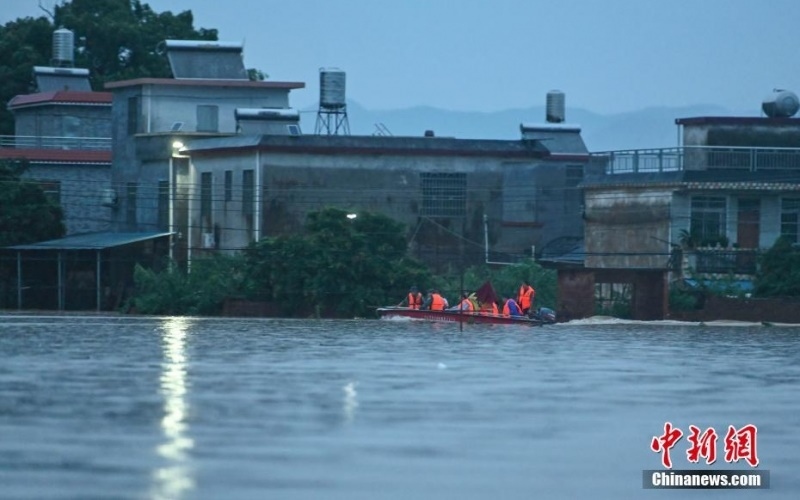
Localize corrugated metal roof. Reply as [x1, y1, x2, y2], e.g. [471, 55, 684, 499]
[6, 232, 173, 251]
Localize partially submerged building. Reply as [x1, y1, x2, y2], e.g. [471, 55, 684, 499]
[546, 90, 800, 320]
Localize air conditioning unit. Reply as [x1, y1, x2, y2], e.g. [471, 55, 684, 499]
[202, 232, 215, 249]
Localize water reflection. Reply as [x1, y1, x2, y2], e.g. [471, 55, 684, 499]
[151, 317, 194, 499]
[343, 381, 358, 424]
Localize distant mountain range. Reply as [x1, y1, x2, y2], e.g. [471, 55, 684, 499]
[300, 101, 753, 151]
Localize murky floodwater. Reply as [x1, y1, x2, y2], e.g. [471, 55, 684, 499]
[1, 315, 798, 499]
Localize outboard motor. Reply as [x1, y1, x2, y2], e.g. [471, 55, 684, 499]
[530, 307, 556, 324]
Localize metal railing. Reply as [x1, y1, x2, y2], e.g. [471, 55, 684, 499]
[0, 135, 111, 151]
[694, 249, 758, 275]
[590, 146, 800, 175]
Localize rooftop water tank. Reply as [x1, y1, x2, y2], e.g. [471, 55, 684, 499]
[320, 68, 346, 109]
[546, 90, 565, 123]
[52, 27, 74, 67]
[762, 89, 799, 118]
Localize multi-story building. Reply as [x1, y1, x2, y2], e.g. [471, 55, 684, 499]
[2, 66, 113, 235]
[548, 91, 800, 320]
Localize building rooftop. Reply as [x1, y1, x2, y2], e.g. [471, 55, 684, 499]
[675, 116, 800, 126]
[104, 78, 305, 90]
[8, 91, 112, 109]
[181, 134, 552, 159]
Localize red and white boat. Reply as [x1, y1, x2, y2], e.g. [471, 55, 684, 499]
[376, 307, 554, 326]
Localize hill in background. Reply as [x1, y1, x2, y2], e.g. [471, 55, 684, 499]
[300, 101, 754, 151]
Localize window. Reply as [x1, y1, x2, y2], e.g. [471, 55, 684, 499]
[197, 105, 219, 132]
[242, 169, 254, 215]
[224, 170, 232, 201]
[200, 172, 212, 228]
[781, 198, 800, 244]
[564, 164, 584, 215]
[565, 165, 584, 187]
[126, 182, 137, 226]
[127, 96, 140, 135]
[38, 181, 61, 205]
[690, 196, 726, 244]
[420, 173, 466, 217]
[157, 181, 169, 231]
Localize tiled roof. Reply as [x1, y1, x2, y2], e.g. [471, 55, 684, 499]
[8, 91, 112, 108]
[0, 148, 111, 164]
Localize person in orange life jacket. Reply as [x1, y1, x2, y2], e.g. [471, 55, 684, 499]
[422, 289, 447, 311]
[398, 286, 423, 309]
[502, 296, 523, 317]
[478, 299, 499, 315]
[517, 281, 536, 315]
[448, 293, 474, 312]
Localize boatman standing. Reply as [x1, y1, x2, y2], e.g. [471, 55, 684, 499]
[517, 281, 536, 315]
[398, 286, 424, 309]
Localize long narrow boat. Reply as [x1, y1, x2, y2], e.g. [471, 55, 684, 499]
[376, 307, 551, 326]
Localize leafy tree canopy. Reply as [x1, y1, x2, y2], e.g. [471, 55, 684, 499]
[0, 160, 65, 247]
[0, 0, 264, 134]
[755, 237, 800, 297]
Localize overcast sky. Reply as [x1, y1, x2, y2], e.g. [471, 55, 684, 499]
[3, 0, 799, 115]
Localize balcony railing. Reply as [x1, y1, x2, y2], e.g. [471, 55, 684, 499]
[590, 146, 800, 175]
[693, 249, 759, 275]
[0, 135, 111, 151]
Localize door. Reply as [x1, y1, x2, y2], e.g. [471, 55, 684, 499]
[736, 198, 760, 273]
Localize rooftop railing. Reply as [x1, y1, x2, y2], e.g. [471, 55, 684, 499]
[590, 146, 800, 174]
[0, 135, 111, 151]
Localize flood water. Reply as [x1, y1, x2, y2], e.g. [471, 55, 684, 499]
[1, 314, 798, 499]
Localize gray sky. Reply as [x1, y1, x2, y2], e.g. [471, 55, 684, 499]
[3, 0, 799, 115]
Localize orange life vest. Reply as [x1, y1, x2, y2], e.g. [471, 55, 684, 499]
[430, 293, 446, 311]
[518, 284, 535, 311]
[458, 299, 474, 311]
[408, 292, 423, 309]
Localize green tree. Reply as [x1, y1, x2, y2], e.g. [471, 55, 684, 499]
[0, 160, 65, 246]
[0, 16, 54, 134]
[755, 237, 800, 297]
[244, 208, 431, 318]
[130, 254, 246, 315]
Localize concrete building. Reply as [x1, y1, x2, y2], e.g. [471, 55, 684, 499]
[104, 40, 305, 266]
[2, 68, 114, 235]
[179, 125, 593, 270]
[546, 94, 800, 321]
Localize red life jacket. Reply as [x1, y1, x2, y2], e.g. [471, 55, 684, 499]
[408, 292, 422, 309]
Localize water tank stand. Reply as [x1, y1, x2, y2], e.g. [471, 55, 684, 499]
[314, 108, 350, 135]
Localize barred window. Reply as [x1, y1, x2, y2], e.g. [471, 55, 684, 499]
[200, 172, 212, 226]
[420, 173, 466, 217]
[781, 198, 800, 244]
[224, 170, 232, 201]
[242, 169, 254, 215]
[157, 181, 169, 231]
[690, 196, 726, 243]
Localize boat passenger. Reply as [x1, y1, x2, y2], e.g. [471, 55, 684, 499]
[517, 281, 536, 315]
[478, 301, 499, 316]
[502, 296, 523, 317]
[448, 293, 475, 312]
[398, 286, 424, 309]
[422, 289, 447, 311]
